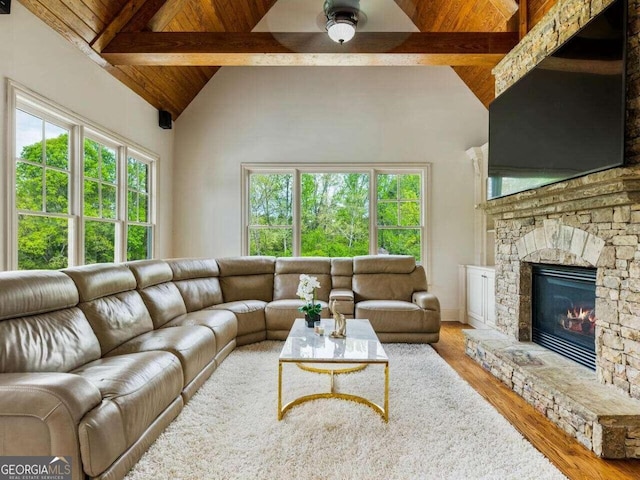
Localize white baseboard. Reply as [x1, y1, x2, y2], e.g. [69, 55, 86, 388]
[441, 309, 460, 322]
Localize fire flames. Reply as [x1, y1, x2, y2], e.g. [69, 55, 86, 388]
[562, 307, 596, 335]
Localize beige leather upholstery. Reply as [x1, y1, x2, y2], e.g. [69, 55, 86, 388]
[166, 258, 220, 280]
[64, 264, 136, 303]
[217, 256, 275, 302]
[0, 373, 102, 480]
[353, 254, 416, 274]
[138, 282, 188, 328]
[94, 397, 182, 480]
[164, 309, 238, 358]
[220, 274, 274, 302]
[174, 278, 223, 311]
[126, 259, 173, 289]
[73, 352, 183, 477]
[352, 263, 428, 302]
[210, 300, 267, 345]
[413, 291, 440, 311]
[64, 264, 155, 356]
[0, 271, 101, 373]
[105, 326, 216, 387]
[331, 257, 353, 290]
[0, 271, 79, 320]
[328, 288, 355, 317]
[0, 254, 440, 480]
[0, 308, 101, 373]
[273, 257, 331, 301]
[266, 258, 332, 337]
[129, 259, 237, 361]
[78, 290, 154, 356]
[356, 300, 431, 332]
[216, 256, 275, 277]
[351, 259, 439, 342]
[167, 258, 224, 311]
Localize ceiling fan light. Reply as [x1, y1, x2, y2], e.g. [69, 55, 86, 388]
[327, 19, 356, 44]
[325, 9, 358, 44]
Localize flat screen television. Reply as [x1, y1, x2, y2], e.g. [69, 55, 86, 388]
[487, 0, 627, 200]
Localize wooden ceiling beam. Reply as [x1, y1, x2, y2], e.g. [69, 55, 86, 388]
[519, 0, 529, 40]
[90, 0, 153, 53]
[102, 31, 519, 67]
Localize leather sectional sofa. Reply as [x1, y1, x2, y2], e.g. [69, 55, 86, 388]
[0, 255, 439, 480]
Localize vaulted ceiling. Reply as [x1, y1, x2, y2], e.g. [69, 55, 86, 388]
[18, 0, 559, 119]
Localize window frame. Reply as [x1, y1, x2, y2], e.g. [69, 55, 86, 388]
[6, 80, 158, 270]
[124, 151, 156, 262]
[241, 163, 431, 281]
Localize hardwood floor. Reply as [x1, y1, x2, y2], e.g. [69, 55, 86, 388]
[433, 322, 640, 480]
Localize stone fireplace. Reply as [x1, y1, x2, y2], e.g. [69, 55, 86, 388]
[531, 263, 597, 370]
[463, 0, 640, 459]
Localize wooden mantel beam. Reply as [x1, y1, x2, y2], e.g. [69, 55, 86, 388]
[102, 32, 519, 67]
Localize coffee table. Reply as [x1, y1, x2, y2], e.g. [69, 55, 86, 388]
[278, 318, 389, 421]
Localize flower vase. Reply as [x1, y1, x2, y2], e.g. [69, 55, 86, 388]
[305, 313, 320, 328]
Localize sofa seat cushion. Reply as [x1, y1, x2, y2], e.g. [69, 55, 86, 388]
[104, 326, 216, 386]
[163, 310, 237, 356]
[356, 300, 428, 333]
[72, 351, 183, 477]
[264, 299, 329, 332]
[209, 300, 266, 337]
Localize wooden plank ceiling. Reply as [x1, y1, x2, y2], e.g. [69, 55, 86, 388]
[18, 0, 558, 118]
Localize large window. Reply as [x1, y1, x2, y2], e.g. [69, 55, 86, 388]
[126, 155, 153, 261]
[243, 165, 429, 265]
[8, 82, 157, 270]
[248, 173, 293, 257]
[15, 110, 72, 269]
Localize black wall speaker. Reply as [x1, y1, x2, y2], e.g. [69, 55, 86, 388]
[158, 110, 172, 130]
[0, 0, 11, 14]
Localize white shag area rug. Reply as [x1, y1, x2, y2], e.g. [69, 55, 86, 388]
[125, 342, 566, 480]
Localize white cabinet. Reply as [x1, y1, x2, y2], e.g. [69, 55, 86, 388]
[463, 266, 495, 329]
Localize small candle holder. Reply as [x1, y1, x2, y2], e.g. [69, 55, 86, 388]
[314, 320, 324, 336]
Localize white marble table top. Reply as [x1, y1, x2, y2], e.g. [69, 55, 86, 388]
[279, 318, 388, 363]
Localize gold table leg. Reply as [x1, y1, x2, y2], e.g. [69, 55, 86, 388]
[277, 361, 283, 420]
[384, 361, 389, 422]
[277, 361, 389, 422]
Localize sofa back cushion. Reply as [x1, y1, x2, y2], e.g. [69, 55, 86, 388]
[0, 271, 101, 373]
[273, 257, 331, 302]
[352, 256, 428, 302]
[166, 258, 223, 311]
[217, 256, 275, 302]
[127, 260, 187, 328]
[331, 257, 353, 290]
[127, 259, 173, 289]
[64, 264, 154, 355]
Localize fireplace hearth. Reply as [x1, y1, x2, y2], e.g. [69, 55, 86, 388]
[532, 264, 596, 370]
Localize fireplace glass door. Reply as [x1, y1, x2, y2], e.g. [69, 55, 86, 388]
[532, 264, 596, 370]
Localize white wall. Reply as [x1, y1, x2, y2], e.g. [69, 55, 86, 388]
[173, 66, 488, 317]
[0, 3, 175, 269]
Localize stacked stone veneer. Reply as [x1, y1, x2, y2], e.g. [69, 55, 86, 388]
[462, 0, 640, 459]
[483, 0, 640, 399]
[465, 329, 640, 458]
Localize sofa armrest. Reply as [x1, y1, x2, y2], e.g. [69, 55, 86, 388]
[0, 373, 102, 478]
[412, 291, 440, 312]
[329, 289, 355, 316]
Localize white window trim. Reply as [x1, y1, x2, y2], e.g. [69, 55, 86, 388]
[5, 79, 159, 269]
[241, 163, 432, 284]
